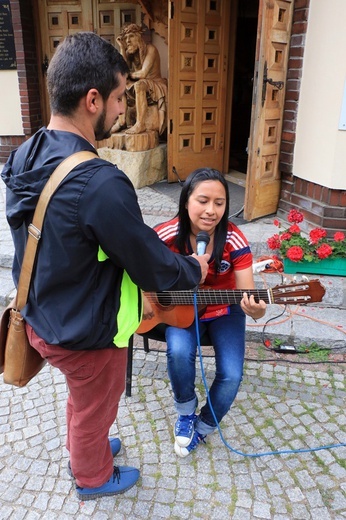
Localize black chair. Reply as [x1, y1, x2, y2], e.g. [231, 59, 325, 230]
[126, 324, 212, 397]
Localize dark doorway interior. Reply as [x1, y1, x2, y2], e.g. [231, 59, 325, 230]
[229, 1, 259, 174]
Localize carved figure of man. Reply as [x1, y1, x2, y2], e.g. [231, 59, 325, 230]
[111, 24, 167, 135]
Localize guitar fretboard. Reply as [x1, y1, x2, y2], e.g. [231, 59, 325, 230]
[150, 289, 272, 306]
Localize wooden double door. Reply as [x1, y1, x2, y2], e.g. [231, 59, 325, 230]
[34, 0, 293, 221]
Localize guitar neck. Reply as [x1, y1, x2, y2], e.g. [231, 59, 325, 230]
[150, 280, 325, 307]
[156, 289, 272, 306]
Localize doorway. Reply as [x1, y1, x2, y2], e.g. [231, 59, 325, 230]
[228, 0, 259, 179]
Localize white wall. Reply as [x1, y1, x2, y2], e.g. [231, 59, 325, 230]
[0, 70, 23, 135]
[293, 0, 346, 190]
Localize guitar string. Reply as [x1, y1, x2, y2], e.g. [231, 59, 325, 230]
[144, 288, 316, 305]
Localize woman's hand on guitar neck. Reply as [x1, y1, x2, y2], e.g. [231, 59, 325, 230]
[240, 291, 266, 321]
[191, 253, 210, 284]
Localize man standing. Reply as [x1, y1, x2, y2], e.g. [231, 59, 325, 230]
[1, 32, 209, 501]
[112, 24, 168, 135]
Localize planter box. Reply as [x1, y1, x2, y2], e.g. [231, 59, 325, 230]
[283, 258, 346, 276]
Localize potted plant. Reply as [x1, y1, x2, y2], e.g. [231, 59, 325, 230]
[267, 209, 346, 275]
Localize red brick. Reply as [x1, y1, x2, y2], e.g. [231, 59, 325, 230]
[281, 131, 296, 143]
[329, 190, 341, 206]
[280, 141, 294, 153]
[282, 121, 297, 132]
[320, 187, 330, 204]
[324, 207, 345, 218]
[289, 46, 305, 58]
[288, 58, 303, 69]
[287, 68, 303, 80]
[294, 0, 311, 10]
[285, 90, 300, 102]
[293, 8, 309, 22]
[323, 218, 346, 230]
[286, 79, 300, 91]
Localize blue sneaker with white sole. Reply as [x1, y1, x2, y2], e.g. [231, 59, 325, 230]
[76, 465, 140, 500]
[67, 437, 121, 478]
[174, 430, 207, 457]
[174, 413, 197, 447]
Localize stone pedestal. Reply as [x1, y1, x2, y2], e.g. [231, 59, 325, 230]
[97, 143, 167, 189]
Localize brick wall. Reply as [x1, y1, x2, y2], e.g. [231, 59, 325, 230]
[0, 0, 42, 163]
[278, 0, 346, 235]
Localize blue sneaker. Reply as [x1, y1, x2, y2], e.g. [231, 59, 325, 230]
[174, 413, 197, 447]
[76, 465, 140, 500]
[174, 430, 206, 457]
[67, 437, 121, 478]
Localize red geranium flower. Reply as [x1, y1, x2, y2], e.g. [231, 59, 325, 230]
[266, 211, 346, 262]
[267, 234, 281, 250]
[289, 224, 300, 234]
[334, 232, 345, 242]
[286, 246, 304, 262]
[280, 232, 292, 242]
[309, 228, 327, 244]
[287, 209, 304, 224]
[316, 243, 333, 259]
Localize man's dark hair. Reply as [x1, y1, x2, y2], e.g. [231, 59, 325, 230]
[175, 168, 230, 274]
[47, 32, 129, 115]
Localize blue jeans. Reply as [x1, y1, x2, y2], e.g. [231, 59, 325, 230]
[165, 305, 245, 435]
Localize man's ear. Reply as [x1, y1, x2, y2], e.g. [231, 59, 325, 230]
[86, 88, 100, 114]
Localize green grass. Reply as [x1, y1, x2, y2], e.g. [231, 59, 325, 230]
[295, 341, 330, 362]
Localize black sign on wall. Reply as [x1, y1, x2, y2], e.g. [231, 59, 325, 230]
[0, 1, 17, 70]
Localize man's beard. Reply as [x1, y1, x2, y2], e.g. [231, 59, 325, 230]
[95, 108, 112, 141]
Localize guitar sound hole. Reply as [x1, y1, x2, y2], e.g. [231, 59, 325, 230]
[157, 293, 172, 307]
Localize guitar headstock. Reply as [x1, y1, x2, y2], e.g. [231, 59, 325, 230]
[271, 279, 326, 304]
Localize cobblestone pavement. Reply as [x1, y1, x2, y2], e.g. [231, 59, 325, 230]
[1, 338, 345, 519]
[1, 173, 346, 518]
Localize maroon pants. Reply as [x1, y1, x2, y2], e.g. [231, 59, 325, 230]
[27, 324, 128, 488]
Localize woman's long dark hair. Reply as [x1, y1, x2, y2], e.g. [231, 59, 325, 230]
[175, 168, 230, 274]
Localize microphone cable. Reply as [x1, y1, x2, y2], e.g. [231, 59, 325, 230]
[193, 293, 346, 458]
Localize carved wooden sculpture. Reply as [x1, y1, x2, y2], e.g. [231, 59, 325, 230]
[111, 24, 167, 137]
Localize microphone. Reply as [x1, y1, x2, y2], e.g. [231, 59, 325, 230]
[196, 231, 210, 255]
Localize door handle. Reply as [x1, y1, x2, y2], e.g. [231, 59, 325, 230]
[262, 61, 284, 105]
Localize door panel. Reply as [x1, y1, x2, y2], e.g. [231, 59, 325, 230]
[168, 0, 231, 182]
[93, 2, 141, 45]
[36, 1, 141, 125]
[37, 0, 93, 123]
[244, 0, 294, 220]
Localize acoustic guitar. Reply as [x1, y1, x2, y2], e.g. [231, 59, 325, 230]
[136, 279, 326, 333]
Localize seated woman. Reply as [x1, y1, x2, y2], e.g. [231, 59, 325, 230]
[143, 168, 267, 457]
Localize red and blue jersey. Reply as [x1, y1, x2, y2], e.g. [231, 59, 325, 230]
[155, 217, 253, 319]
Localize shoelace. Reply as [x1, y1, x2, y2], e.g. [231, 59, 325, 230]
[112, 466, 121, 484]
[176, 414, 195, 435]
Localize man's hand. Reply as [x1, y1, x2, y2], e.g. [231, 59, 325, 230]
[191, 253, 210, 284]
[142, 294, 154, 320]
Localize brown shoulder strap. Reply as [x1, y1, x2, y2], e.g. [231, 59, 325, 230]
[16, 151, 98, 309]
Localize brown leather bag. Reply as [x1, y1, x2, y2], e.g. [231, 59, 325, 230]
[0, 151, 97, 387]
